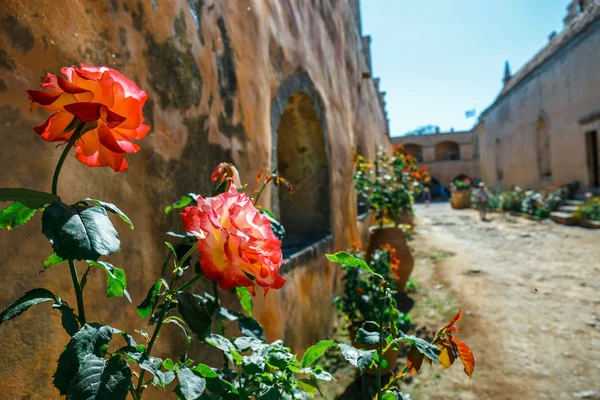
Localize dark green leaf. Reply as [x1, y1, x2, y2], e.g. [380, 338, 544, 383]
[165, 194, 197, 214]
[53, 301, 79, 336]
[382, 389, 411, 400]
[234, 336, 262, 352]
[43, 253, 66, 270]
[121, 348, 167, 387]
[191, 364, 218, 378]
[217, 307, 241, 321]
[42, 202, 120, 261]
[235, 287, 253, 317]
[54, 324, 115, 395]
[267, 350, 294, 370]
[238, 317, 266, 341]
[137, 279, 167, 318]
[395, 334, 440, 363]
[206, 334, 235, 353]
[0, 288, 56, 324]
[0, 202, 38, 230]
[178, 366, 206, 400]
[213, 180, 229, 195]
[177, 292, 212, 341]
[89, 261, 130, 302]
[301, 340, 337, 368]
[66, 354, 131, 400]
[258, 386, 280, 400]
[339, 343, 375, 374]
[0, 188, 60, 208]
[84, 198, 134, 230]
[326, 252, 381, 278]
[356, 321, 382, 346]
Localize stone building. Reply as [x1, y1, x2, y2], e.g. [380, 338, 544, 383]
[478, 0, 600, 192]
[391, 128, 480, 193]
[0, 0, 389, 397]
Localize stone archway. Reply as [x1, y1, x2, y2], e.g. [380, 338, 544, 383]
[270, 71, 331, 259]
[435, 141, 460, 161]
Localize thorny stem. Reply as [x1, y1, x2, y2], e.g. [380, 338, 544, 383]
[68, 260, 86, 325]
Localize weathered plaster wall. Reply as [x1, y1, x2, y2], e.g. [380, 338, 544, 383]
[479, 18, 600, 191]
[391, 131, 479, 186]
[0, 0, 389, 397]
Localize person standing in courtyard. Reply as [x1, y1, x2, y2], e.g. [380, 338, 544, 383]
[476, 182, 489, 221]
[423, 187, 431, 207]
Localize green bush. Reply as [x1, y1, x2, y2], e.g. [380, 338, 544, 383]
[575, 196, 600, 221]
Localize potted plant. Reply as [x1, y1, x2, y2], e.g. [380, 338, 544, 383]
[354, 146, 428, 288]
[451, 179, 472, 209]
[334, 244, 413, 374]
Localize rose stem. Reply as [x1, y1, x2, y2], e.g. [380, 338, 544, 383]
[136, 242, 199, 398]
[51, 123, 83, 196]
[68, 260, 86, 325]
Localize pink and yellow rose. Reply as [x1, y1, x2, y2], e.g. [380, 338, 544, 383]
[181, 186, 285, 294]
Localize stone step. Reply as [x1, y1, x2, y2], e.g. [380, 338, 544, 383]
[550, 211, 577, 226]
[559, 205, 579, 213]
[580, 219, 600, 229]
[564, 199, 585, 206]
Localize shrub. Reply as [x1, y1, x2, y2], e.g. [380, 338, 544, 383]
[575, 196, 600, 221]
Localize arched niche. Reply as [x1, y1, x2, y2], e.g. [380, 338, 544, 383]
[270, 71, 332, 261]
[435, 141, 460, 161]
[536, 113, 551, 177]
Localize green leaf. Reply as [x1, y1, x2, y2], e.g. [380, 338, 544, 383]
[191, 363, 218, 378]
[258, 386, 280, 400]
[54, 324, 115, 395]
[206, 334, 236, 353]
[0, 188, 60, 208]
[267, 350, 294, 370]
[238, 317, 266, 341]
[395, 334, 440, 363]
[137, 279, 167, 318]
[43, 253, 66, 270]
[42, 202, 120, 261]
[235, 286, 253, 317]
[164, 316, 192, 348]
[234, 336, 262, 352]
[163, 358, 176, 371]
[53, 301, 79, 336]
[178, 366, 206, 400]
[89, 261, 130, 302]
[165, 193, 197, 214]
[84, 198, 134, 230]
[66, 354, 131, 400]
[0, 202, 38, 230]
[382, 389, 412, 400]
[120, 348, 167, 387]
[339, 343, 375, 374]
[326, 252, 381, 278]
[217, 307, 241, 321]
[0, 288, 57, 324]
[177, 292, 212, 341]
[301, 340, 337, 368]
[356, 321, 382, 346]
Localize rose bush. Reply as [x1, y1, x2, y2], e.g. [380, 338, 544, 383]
[27, 64, 149, 172]
[181, 186, 286, 295]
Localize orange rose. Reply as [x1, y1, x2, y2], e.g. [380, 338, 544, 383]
[181, 186, 286, 295]
[27, 64, 150, 172]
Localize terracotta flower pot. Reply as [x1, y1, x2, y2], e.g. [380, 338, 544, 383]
[451, 189, 472, 209]
[349, 328, 400, 375]
[366, 226, 414, 293]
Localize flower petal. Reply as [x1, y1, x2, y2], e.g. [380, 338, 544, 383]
[63, 102, 103, 122]
[97, 123, 126, 154]
[33, 111, 75, 142]
[74, 127, 128, 172]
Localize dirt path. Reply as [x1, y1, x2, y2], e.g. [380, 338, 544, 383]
[405, 203, 600, 400]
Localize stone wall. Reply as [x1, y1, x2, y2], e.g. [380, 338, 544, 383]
[479, 4, 600, 191]
[0, 0, 390, 397]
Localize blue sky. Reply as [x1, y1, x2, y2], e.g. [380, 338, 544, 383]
[361, 0, 568, 136]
